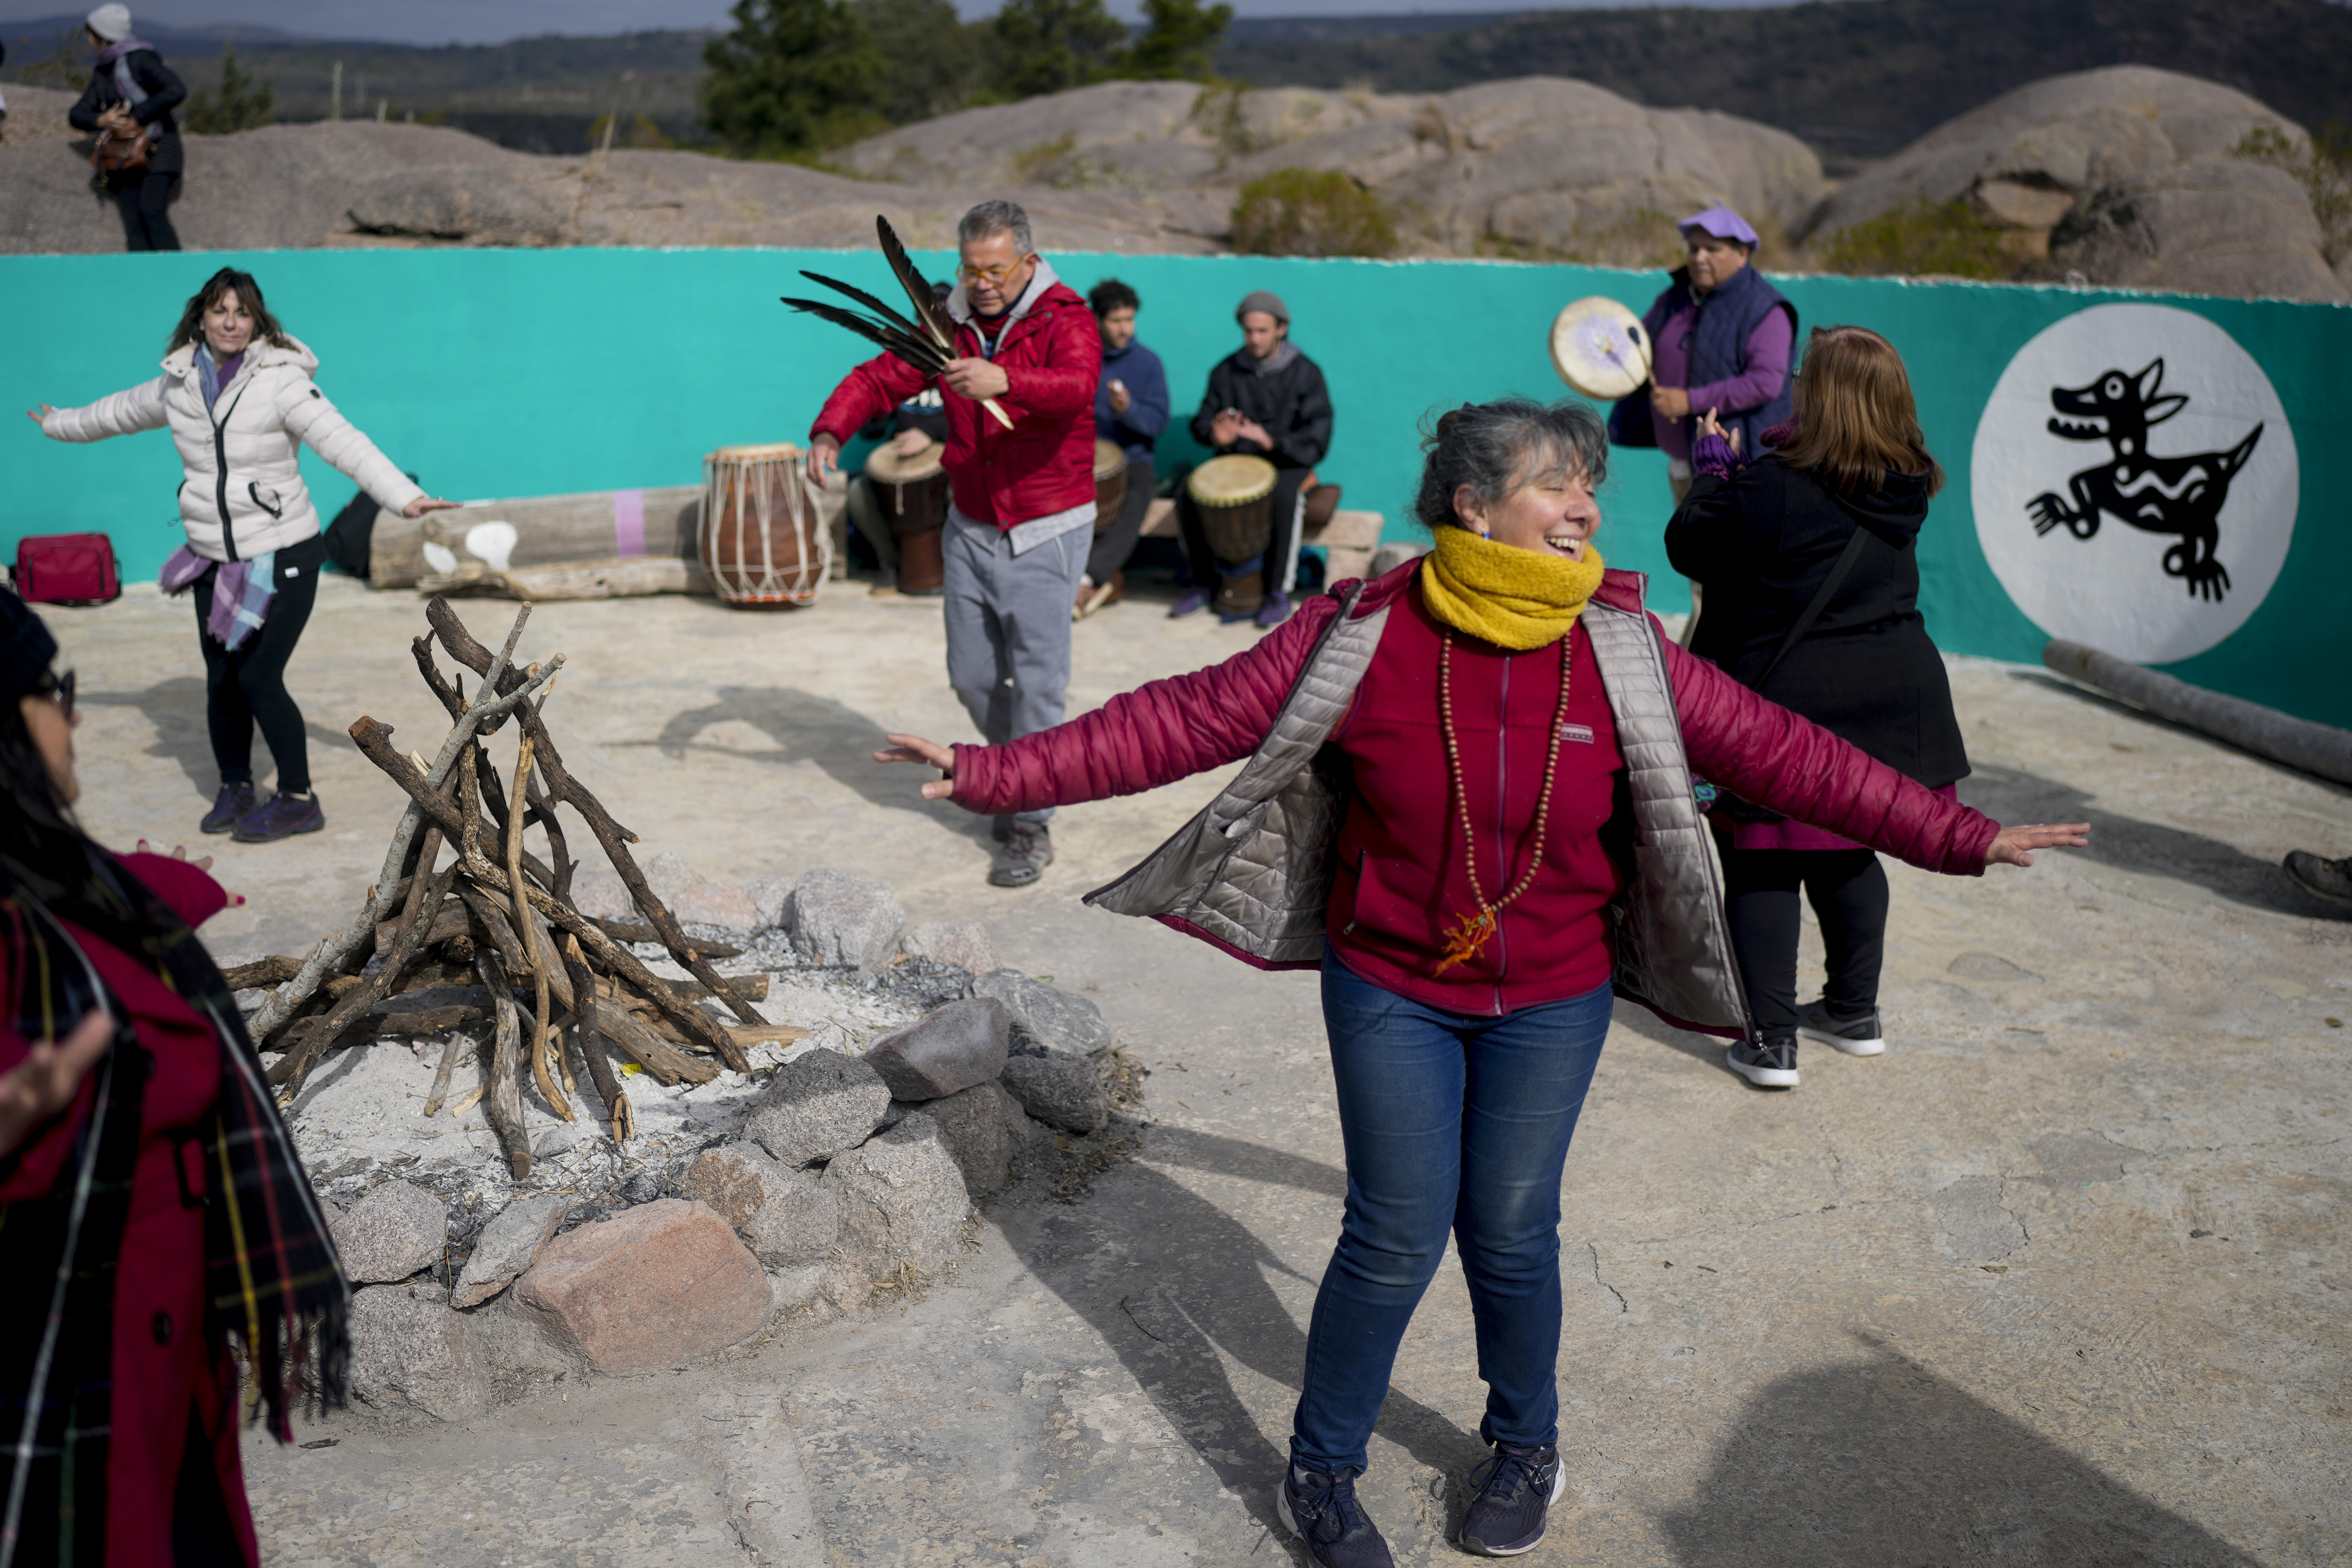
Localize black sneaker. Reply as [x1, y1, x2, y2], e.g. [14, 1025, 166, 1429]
[230, 791, 325, 844]
[200, 781, 258, 835]
[987, 822, 1053, 887]
[2285, 850, 2352, 907]
[1795, 999, 1886, 1056]
[1726, 1034, 1799, 1088]
[1459, 1442, 1565, 1557]
[1276, 1465, 1394, 1568]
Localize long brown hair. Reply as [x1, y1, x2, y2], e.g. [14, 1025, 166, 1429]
[1771, 325, 1942, 497]
[167, 267, 291, 354]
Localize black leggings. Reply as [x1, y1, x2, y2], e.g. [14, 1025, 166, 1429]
[106, 169, 182, 252]
[1722, 847, 1890, 1042]
[190, 535, 322, 795]
[1085, 455, 1156, 586]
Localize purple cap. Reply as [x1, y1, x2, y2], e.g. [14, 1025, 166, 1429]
[1678, 206, 1759, 246]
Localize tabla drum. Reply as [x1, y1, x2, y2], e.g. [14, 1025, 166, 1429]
[1548, 296, 1652, 401]
[1187, 454, 1278, 616]
[866, 440, 950, 595]
[1092, 439, 1128, 536]
[699, 443, 828, 607]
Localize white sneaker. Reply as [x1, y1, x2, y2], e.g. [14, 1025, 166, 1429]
[1796, 1001, 1885, 1056]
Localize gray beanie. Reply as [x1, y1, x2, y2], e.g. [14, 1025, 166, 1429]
[1235, 290, 1289, 325]
[85, 4, 131, 41]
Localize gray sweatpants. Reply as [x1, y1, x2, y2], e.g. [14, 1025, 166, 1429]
[942, 514, 1089, 824]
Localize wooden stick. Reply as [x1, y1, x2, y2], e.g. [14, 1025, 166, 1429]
[267, 846, 455, 1091]
[422, 1030, 472, 1117]
[249, 611, 550, 1042]
[507, 733, 572, 1122]
[563, 933, 629, 1140]
[474, 951, 534, 1178]
[349, 720, 561, 896]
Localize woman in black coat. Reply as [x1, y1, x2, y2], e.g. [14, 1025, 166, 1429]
[1665, 325, 1968, 1089]
[69, 4, 187, 252]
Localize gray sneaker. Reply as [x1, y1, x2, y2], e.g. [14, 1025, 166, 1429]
[2284, 850, 2352, 907]
[1726, 1035, 1798, 1088]
[1795, 999, 1886, 1056]
[987, 822, 1053, 887]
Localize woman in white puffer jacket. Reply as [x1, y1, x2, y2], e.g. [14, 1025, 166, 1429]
[30, 267, 454, 843]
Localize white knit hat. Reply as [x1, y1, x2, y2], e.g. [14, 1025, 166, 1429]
[85, 4, 132, 41]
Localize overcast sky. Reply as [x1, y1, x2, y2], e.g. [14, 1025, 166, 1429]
[2, 0, 1786, 46]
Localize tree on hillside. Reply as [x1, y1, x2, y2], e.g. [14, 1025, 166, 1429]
[989, 0, 1128, 100]
[856, 0, 983, 124]
[183, 44, 276, 134]
[1120, 0, 1234, 82]
[702, 0, 887, 154]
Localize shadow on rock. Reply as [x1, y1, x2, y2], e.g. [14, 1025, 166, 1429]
[1963, 760, 2341, 919]
[1007, 1134, 1488, 1545]
[1655, 1338, 2257, 1566]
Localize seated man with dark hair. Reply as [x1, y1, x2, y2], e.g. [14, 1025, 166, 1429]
[1079, 277, 1170, 619]
[1172, 290, 1331, 629]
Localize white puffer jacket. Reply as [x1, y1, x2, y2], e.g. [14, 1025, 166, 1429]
[41, 335, 424, 563]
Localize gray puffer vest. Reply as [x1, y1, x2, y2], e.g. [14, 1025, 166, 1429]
[1083, 580, 1755, 1038]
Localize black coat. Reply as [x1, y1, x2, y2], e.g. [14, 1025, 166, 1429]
[1188, 347, 1333, 470]
[1666, 457, 1969, 788]
[70, 49, 187, 173]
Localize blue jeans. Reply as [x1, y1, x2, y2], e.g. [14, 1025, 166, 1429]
[1290, 948, 1614, 1476]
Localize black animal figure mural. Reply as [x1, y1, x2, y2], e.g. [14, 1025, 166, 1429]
[2026, 359, 2262, 603]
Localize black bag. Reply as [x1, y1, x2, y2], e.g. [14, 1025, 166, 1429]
[322, 473, 419, 579]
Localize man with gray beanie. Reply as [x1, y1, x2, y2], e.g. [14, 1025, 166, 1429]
[1174, 290, 1333, 628]
[68, 5, 187, 252]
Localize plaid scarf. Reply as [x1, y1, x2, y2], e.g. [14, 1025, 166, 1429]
[158, 546, 276, 651]
[0, 848, 348, 1568]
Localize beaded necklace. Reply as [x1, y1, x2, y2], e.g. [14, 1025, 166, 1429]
[1432, 628, 1575, 973]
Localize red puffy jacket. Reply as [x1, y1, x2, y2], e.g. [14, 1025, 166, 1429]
[810, 260, 1102, 530]
[950, 563, 2002, 1012]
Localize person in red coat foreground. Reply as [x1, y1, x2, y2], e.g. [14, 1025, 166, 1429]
[878, 400, 2087, 1565]
[0, 591, 350, 1568]
[808, 199, 1103, 890]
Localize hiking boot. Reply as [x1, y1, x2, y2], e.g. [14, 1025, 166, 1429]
[1459, 1443, 1565, 1557]
[1168, 587, 1210, 619]
[200, 781, 259, 835]
[1726, 1034, 1798, 1088]
[1796, 999, 1886, 1056]
[2284, 850, 2352, 907]
[987, 822, 1053, 888]
[230, 791, 325, 844]
[1254, 591, 1294, 630]
[1276, 1465, 1394, 1568]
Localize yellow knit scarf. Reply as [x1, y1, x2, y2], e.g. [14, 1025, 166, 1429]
[1419, 526, 1606, 650]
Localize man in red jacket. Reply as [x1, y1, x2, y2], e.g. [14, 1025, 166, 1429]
[807, 200, 1103, 887]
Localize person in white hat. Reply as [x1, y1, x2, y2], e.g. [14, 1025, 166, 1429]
[68, 4, 188, 251]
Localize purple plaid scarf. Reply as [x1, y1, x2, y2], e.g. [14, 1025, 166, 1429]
[160, 547, 275, 651]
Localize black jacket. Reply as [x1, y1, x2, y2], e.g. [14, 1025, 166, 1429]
[70, 49, 187, 173]
[1666, 457, 1969, 788]
[1188, 346, 1333, 470]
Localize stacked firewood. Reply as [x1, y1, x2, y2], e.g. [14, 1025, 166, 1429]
[228, 599, 800, 1179]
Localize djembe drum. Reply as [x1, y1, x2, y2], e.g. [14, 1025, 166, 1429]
[1092, 439, 1128, 536]
[700, 443, 828, 606]
[1187, 454, 1278, 616]
[865, 440, 952, 595]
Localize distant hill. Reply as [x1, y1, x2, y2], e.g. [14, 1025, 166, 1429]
[1216, 0, 2352, 171]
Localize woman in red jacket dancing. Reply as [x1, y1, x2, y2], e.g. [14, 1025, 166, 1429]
[0, 592, 349, 1568]
[877, 400, 2086, 1565]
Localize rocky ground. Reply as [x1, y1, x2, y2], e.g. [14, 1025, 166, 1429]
[41, 571, 2352, 1566]
[5, 64, 2343, 299]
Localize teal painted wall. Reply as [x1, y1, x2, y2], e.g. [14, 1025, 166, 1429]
[4, 247, 2345, 725]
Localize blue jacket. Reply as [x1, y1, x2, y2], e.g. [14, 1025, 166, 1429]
[1610, 265, 1797, 462]
[1095, 339, 1170, 460]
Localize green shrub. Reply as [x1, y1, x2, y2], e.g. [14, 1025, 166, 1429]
[1230, 168, 1396, 258]
[183, 44, 275, 134]
[1816, 198, 2021, 281]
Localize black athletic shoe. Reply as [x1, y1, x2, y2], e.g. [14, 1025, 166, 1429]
[230, 791, 325, 844]
[1459, 1443, 1565, 1557]
[1276, 1466, 1394, 1568]
[1726, 1034, 1799, 1088]
[200, 782, 258, 835]
[2285, 850, 2352, 907]
[1795, 999, 1886, 1056]
[987, 822, 1053, 887]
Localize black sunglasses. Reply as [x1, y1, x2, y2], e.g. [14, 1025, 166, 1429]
[35, 669, 75, 722]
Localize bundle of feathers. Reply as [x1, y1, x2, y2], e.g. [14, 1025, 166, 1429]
[781, 217, 1014, 430]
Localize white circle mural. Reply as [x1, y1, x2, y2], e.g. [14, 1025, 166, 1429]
[1972, 303, 2298, 664]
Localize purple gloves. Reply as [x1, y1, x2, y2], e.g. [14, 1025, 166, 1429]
[1692, 428, 1743, 479]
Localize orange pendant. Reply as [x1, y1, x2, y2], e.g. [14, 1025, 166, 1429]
[1434, 907, 1497, 973]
